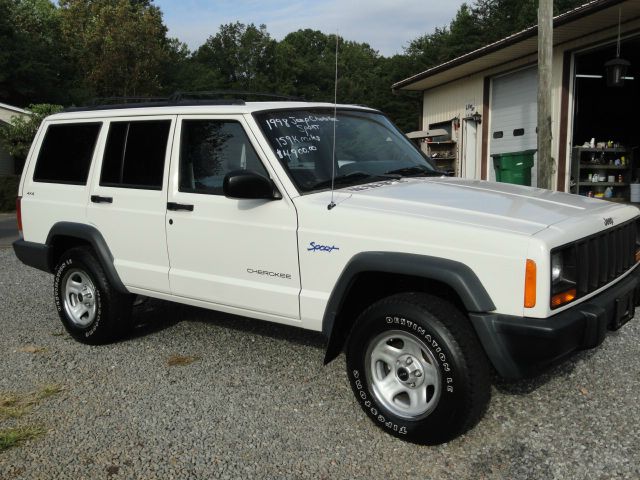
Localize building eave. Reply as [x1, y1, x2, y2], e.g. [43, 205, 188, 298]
[0, 102, 30, 116]
[392, 0, 630, 92]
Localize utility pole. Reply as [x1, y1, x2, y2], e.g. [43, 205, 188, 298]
[537, 0, 553, 190]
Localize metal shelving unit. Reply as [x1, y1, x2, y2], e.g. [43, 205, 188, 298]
[570, 146, 632, 201]
[427, 140, 458, 175]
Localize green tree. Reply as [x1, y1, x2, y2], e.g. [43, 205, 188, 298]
[0, 0, 14, 97]
[0, 103, 62, 173]
[0, 0, 70, 106]
[372, 54, 423, 133]
[193, 22, 277, 92]
[407, 0, 589, 74]
[58, 0, 173, 99]
[273, 30, 383, 103]
[471, 0, 589, 45]
[273, 29, 336, 99]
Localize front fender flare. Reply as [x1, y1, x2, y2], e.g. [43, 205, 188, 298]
[322, 252, 495, 363]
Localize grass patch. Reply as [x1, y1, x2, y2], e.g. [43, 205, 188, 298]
[167, 354, 198, 366]
[0, 425, 45, 452]
[37, 385, 64, 400]
[0, 395, 28, 420]
[0, 385, 63, 420]
[0, 385, 62, 453]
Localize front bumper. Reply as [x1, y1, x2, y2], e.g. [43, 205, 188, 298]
[470, 266, 640, 379]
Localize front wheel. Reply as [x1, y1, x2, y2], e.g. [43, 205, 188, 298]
[346, 293, 490, 444]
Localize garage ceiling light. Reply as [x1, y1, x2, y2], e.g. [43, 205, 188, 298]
[605, 8, 631, 88]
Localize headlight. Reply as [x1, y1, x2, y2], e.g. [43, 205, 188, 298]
[551, 252, 563, 282]
[550, 247, 577, 309]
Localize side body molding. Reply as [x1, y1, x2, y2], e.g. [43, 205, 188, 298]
[46, 222, 129, 294]
[322, 252, 496, 364]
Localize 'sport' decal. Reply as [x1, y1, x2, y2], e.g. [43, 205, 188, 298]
[307, 241, 339, 253]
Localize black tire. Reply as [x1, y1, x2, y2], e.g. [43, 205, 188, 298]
[53, 247, 133, 344]
[346, 292, 491, 444]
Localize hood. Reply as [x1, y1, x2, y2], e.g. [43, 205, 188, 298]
[334, 177, 633, 236]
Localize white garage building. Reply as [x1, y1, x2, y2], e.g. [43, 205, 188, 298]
[394, 0, 640, 198]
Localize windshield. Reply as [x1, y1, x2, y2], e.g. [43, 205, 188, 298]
[254, 109, 438, 193]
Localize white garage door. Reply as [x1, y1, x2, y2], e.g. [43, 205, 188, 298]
[490, 67, 538, 185]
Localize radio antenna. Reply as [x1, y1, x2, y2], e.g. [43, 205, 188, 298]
[327, 30, 339, 210]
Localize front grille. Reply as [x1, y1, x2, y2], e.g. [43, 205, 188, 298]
[574, 217, 638, 297]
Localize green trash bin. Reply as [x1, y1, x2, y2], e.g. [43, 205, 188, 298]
[491, 150, 536, 186]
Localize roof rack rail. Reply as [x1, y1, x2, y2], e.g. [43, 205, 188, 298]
[169, 90, 304, 102]
[64, 90, 304, 112]
[88, 96, 169, 106]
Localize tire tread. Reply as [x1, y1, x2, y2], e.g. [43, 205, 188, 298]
[55, 247, 133, 344]
[348, 291, 491, 443]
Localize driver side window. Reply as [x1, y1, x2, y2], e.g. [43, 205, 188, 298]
[179, 120, 268, 195]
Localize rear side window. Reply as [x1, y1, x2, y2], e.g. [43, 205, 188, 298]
[179, 120, 268, 195]
[33, 123, 101, 184]
[100, 120, 171, 190]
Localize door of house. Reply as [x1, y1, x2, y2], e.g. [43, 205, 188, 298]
[462, 119, 478, 179]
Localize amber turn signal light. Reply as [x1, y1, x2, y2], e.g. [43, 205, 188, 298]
[635, 249, 640, 263]
[551, 288, 577, 308]
[524, 259, 536, 308]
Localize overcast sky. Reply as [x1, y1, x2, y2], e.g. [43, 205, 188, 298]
[154, 0, 469, 56]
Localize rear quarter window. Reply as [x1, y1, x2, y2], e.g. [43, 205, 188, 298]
[33, 123, 102, 185]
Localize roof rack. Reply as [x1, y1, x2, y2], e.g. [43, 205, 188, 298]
[169, 90, 303, 102]
[64, 90, 304, 112]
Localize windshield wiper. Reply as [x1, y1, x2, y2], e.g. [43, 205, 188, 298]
[310, 171, 398, 190]
[383, 166, 444, 177]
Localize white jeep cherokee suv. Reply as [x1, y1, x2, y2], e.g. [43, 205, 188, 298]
[13, 98, 640, 444]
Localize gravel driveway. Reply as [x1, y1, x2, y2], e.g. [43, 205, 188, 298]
[1, 247, 639, 479]
[0, 214, 18, 247]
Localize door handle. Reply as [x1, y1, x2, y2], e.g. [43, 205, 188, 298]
[167, 202, 194, 212]
[91, 195, 113, 204]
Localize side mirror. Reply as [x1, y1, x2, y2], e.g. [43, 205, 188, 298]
[223, 170, 281, 200]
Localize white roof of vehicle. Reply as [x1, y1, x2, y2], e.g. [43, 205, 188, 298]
[46, 101, 377, 121]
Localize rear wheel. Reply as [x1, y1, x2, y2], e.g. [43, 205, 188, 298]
[346, 292, 491, 444]
[54, 247, 133, 344]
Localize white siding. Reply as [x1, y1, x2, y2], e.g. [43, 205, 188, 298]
[0, 108, 27, 125]
[422, 77, 484, 126]
[421, 77, 484, 178]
